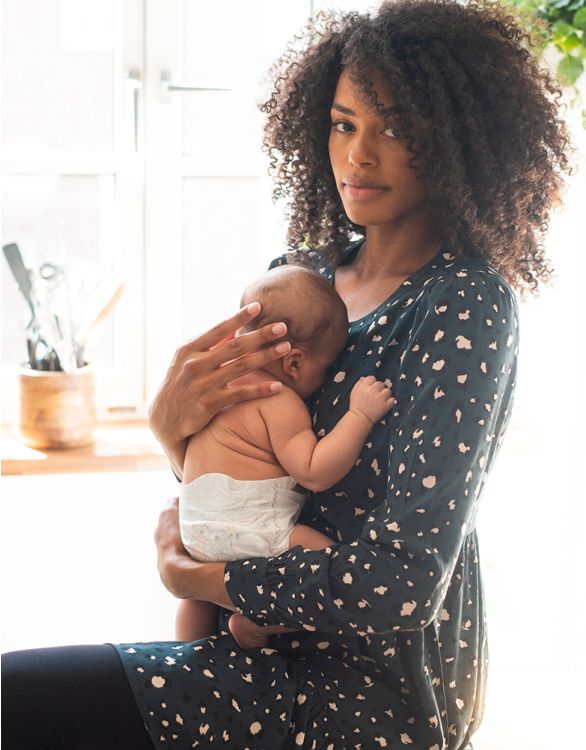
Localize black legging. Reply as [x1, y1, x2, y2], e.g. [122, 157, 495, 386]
[1, 644, 155, 750]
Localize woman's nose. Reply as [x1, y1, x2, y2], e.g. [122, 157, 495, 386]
[348, 134, 378, 168]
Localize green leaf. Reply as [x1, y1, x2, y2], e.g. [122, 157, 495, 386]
[552, 0, 572, 9]
[558, 32, 582, 51]
[553, 18, 575, 36]
[574, 6, 586, 29]
[513, 0, 542, 10]
[567, 0, 585, 11]
[558, 53, 584, 83]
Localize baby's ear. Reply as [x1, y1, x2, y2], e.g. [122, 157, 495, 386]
[281, 348, 304, 380]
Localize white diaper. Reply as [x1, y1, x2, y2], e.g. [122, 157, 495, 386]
[179, 472, 307, 561]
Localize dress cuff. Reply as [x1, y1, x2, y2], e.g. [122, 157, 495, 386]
[224, 546, 311, 628]
[224, 555, 273, 625]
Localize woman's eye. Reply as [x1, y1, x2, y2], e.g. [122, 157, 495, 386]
[332, 121, 353, 133]
[383, 126, 401, 138]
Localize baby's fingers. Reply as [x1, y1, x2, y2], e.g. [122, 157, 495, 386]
[378, 391, 396, 411]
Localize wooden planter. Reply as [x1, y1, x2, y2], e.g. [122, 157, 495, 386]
[18, 364, 96, 449]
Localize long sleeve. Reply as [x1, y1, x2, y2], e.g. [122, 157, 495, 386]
[224, 267, 518, 637]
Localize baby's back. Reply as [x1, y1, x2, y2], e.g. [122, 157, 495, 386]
[183, 389, 287, 484]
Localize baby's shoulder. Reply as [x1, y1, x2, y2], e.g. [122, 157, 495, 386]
[257, 383, 309, 422]
[261, 382, 306, 408]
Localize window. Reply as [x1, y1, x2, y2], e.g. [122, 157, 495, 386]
[1, 0, 144, 416]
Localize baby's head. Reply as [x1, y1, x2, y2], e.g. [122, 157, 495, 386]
[240, 265, 348, 398]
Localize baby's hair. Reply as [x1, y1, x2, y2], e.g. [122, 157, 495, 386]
[240, 265, 348, 358]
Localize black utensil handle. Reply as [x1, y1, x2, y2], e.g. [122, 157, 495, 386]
[2, 242, 33, 302]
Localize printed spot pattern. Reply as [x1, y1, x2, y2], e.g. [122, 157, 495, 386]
[116, 242, 518, 749]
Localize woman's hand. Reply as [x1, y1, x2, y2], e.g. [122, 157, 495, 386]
[148, 303, 290, 476]
[154, 498, 196, 599]
[228, 612, 299, 650]
[154, 498, 235, 608]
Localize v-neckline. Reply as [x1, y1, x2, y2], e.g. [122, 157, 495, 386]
[332, 240, 449, 332]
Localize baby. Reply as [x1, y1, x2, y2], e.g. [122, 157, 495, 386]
[177, 264, 394, 644]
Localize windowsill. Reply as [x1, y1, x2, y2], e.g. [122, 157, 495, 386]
[1, 421, 169, 475]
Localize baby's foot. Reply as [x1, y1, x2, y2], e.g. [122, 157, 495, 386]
[228, 613, 269, 650]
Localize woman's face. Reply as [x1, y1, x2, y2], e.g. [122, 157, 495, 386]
[328, 69, 430, 231]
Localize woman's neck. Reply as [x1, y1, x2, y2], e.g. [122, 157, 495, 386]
[355, 225, 443, 281]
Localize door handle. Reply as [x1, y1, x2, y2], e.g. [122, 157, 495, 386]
[160, 71, 231, 101]
[126, 70, 142, 152]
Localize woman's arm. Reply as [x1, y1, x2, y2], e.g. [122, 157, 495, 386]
[221, 272, 519, 637]
[148, 302, 290, 478]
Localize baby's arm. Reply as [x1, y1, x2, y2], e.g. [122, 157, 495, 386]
[261, 376, 394, 492]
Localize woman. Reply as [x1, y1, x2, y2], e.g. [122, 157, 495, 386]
[2, 1, 573, 748]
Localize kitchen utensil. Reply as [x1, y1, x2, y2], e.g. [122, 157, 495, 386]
[3, 243, 47, 367]
[74, 281, 125, 366]
[35, 261, 77, 372]
[3, 243, 38, 326]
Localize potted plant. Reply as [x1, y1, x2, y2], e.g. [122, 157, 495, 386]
[509, 0, 586, 124]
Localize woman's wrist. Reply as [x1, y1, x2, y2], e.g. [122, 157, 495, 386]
[159, 551, 236, 612]
[158, 551, 202, 600]
[196, 562, 238, 612]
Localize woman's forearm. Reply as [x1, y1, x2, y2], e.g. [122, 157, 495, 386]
[162, 554, 237, 611]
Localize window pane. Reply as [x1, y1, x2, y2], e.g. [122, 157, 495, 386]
[181, 176, 279, 339]
[1, 0, 115, 154]
[181, 0, 310, 156]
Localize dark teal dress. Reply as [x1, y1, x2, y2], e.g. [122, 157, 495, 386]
[114, 242, 519, 749]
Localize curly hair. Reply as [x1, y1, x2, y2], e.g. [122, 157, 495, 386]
[260, 0, 576, 294]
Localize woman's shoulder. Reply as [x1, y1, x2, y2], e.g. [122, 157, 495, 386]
[269, 245, 518, 315]
[420, 251, 518, 313]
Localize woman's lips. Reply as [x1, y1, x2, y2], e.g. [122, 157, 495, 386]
[343, 182, 388, 201]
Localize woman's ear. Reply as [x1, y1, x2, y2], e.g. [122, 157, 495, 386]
[281, 348, 304, 382]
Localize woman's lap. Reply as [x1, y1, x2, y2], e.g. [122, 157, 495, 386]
[1, 635, 344, 750]
[114, 631, 343, 749]
[1, 643, 155, 750]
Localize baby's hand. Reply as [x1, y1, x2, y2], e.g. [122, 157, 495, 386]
[349, 375, 395, 425]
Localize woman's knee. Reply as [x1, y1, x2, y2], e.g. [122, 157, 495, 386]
[1, 645, 154, 750]
[1, 649, 51, 748]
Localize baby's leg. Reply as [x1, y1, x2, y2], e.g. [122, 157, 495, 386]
[289, 523, 334, 550]
[175, 599, 219, 641]
[228, 524, 335, 650]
